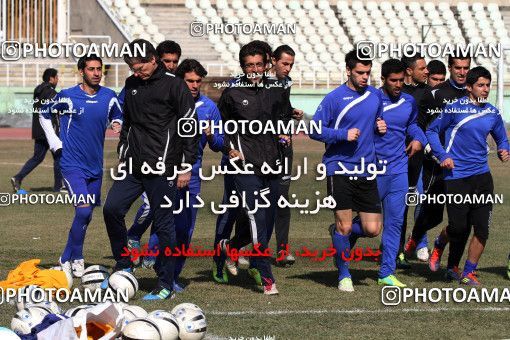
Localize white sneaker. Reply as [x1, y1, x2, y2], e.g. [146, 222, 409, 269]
[416, 247, 430, 262]
[225, 258, 239, 276]
[71, 259, 85, 278]
[338, 277, 354, 292]
[263, 282, 279, 295]
[238, 247, 250, 269]
[58, 258, 73, 288]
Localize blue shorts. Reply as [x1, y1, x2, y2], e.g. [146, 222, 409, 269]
[62, 169, 102, 207]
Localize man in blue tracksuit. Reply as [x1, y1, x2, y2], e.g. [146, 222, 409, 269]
[426, 66, 509, 285]
[375, 59, 427, 286]
[125, 59, 223, 292]
[310, 49, 387, 292]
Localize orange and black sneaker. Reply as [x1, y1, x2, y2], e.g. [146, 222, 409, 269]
[460, 271, 481, 286]
[403, 237, 417, 258]
[429, 246, 444, 272]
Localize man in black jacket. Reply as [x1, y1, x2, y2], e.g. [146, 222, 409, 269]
[103, 39, 199, 300]
[11, 68, 62, 192]
[217, 43, 290, 295]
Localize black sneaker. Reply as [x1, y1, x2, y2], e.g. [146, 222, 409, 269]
[11, 177, 21, 193]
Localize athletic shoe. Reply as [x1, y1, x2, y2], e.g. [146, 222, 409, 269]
[212, 265, 228, 284]
[71, 259, 85, 278]
[378, 274, 407, 287]
[403, 237, 417, 258]
[416, 247, 430, 262]
[507, 254, 510, 280]
[460, 272, 480, 286]
[11, 177, 21, 193]
[59, 186, 68, 194]
[445, 266, 461, 282]
[58, 257, 73, 288]
[429, 246, 444, 272]
[238, 250, 250, 269]
[142, 286, 175, 300]
[396, 253, 411, 269]
[275, 250, 296, 267]
[248, 268, 262, 286]
[338, 277, 354, 292]
[263, 278, 278, 295]
[328, 223, 335, 238]
[218, 239, 238, 275]
[100, 266, 133, 290]
[127, 239, 141, 267]
[173, 281, 185, 293]
[142, 256, 156, 269]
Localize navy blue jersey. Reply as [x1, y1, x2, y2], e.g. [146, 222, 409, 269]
[310, 84, 384, 176]
[375, 90, 427, 175]
[40, 84, 122, 178]
[426, 96, 509, 180]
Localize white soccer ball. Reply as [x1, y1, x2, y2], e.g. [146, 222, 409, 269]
[81, 265, 110, 291]
[148, 310, 180, 340]
[11, 306, 52, 335]
[108, 271, 138, 300]
[15, 285, 48, 311]
[64, 304, 96, 317]
[122, 305, 148, 329]
[0, 326, 21, 340]
[24, 301, 61, 314]
[172, 304, 207, 340]
[121, 318, 162, 340]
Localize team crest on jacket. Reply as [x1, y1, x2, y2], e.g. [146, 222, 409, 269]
[242, 99, 248, 106]
[131, 89, 137, 95]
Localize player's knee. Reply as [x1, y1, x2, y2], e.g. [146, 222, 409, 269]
[75, 204, 93, 221]
[364, 222, 382, 237]
[103, 199, 122, 218]
[473, 226, 489, 243]
[336, 221, 351, 235]
[446, 223, 468, 241]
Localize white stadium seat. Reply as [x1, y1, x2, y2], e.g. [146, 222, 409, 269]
[118, 6, 131, 17]
[140, 14, 151, 26]
[199, 0, 210, 9]
[185, 0, 196, 9]
[274, 1, 286, 10]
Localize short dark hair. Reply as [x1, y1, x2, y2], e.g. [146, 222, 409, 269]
[175, 59, 207, 78]
[124, 39, 157, 66]
[239, 43, 267, 68]
[466, 66, 491, 86]
[427, 60, 447, 75]
[273, 45, 295, 61]
[345, 49, 372, 69]
[247, 40, 272, 58]
[42, 68, 58, 82]
[401, 53, 425, 69]
[447, 55, 471, 67]
[156, 40, 182, 58]
[382, 59, 406, 78]
[77, 55, 102, 70]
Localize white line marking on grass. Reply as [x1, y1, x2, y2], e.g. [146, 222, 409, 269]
[208, 307, 510, 316]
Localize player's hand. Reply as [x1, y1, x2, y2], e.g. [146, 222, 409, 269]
[347, 128, 360, 141]
[177, 171, 191, 189]
[111, 122, 121, 133]
[229, 149, 244, 160]
[376, 118, 387, 134]
[292, 109, 304, 120]
[53, 148, 62, 158]
[440, 158, 454, 169]
[498, 149, 509, 162]
[205, 120, 214, 142]
[406, 140, 422, 158]
[278, 134, 291, 147]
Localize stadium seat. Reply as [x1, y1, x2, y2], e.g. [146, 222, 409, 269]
[185, 0, 196, 9]
[125, 14, 137, 26]
[199, 0, 211, 9]
[128, 0, 139, 8]
[216, 0, 228, 10]
[191, 7, 202, 17]
[457, 2, 469, 12]
[140, 14, 151, 26]
[274, 1, 286, 10]
[337, 0, 349, 11]
[118, 6, 130, 17]
[114, 0, 126, 8]
[318, 0, 330, 11]
[261, 0, 273, 11]
[408, 2, 421, 12]
[472, 2, 484, 12]
[288, 0, 301, 11]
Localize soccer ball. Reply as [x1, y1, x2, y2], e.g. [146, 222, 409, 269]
[24, 301, 61, 314]
[0, 326, 21, 340]
[64, 304, 96, 317]
[81, 265, 109, 291]
[121, 318, 162, 339]
[15, 285, 48, 311]
[11, 306, 52, 335]
[108, 271, 138, 300]
[172, 303, 207, 340]
[148, 310, 180, 340]
[122, 305, 148, 329]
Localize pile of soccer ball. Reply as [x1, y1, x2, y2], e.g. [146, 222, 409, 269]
[5, 265, 207, 340]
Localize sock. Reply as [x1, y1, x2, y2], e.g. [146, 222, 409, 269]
[462, 260, 478, 277]
[333, 230, 351, 280]
[349, 217, 365, 248]
[61, 205, 93, 262]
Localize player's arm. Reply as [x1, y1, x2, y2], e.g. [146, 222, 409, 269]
[490, 111, 510, 162]
[309, 97, 350, 143]
[374, 93, 387, 135]
[117, 89, 130, 160]
[425, 111, 454, 165]
[206, 104, 224, 153]
[406, 99, 428, 150]
[39, 92, 68, 153]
